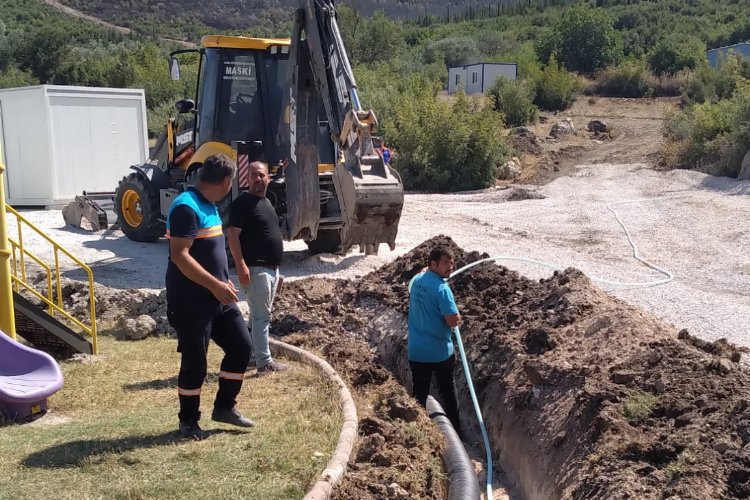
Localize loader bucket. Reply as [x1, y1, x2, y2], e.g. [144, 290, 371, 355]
[333, 154, 404, 254]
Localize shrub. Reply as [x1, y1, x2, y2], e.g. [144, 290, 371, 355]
[487, 76, 538, 127]
[651, 72, 689, 97]
[663, 80, 750, 177]
[592, 61, 653, 98]
[0, 66, 38, 88]
[682, 54, 749, 106]
[622, 392, 658, 425]
[383, 87, 510, 192]
[530, 56, 581, 111]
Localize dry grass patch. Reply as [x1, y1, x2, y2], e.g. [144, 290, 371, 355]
[0, 336, 340, 499]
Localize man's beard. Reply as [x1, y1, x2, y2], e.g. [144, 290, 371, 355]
[250, 183, 266, 196]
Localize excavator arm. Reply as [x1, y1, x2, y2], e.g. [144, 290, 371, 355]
[280, 0, 404, 254]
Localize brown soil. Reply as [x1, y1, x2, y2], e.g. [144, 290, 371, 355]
[270, 280, 447, 498]
[520, 97, 679, 185]
[273, 236, 750, 498]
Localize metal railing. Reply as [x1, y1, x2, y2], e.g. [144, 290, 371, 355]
[5, 205, 98, 354]
[0, 155, 15, 339]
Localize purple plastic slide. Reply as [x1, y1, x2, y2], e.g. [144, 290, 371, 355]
[0, 330, 64, 421]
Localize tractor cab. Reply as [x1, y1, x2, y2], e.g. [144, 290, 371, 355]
[165, 36, 293, 181]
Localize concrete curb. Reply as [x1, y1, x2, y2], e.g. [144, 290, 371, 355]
[269, 338, 358, 500]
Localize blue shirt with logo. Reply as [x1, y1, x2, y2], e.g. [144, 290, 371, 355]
[165, 187, 228, 310]
[407, 271, 459, 363]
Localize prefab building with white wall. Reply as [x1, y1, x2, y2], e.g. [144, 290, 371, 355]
[448, 62, 518, 94]
[0, 85, 149, 207]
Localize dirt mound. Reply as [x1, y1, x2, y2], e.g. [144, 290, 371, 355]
[508, 133, 542, 155]
[272, 279, 445, 499]
[28, 272, 446, 497]
[506, 187, 546, 201]
[25, 271, 173, 337]
[352, 235, 750, 498]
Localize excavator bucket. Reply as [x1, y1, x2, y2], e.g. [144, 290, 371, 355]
[333, 154, 403, 254]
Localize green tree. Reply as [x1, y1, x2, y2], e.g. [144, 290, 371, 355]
[382, 82, 510, 192]
[0, 67, 38, 89]
[487, 76, 538, 127]
[15, 28, 70, 83]
[537, 6, 623, 74]
[0, 20, 12, 72]
[423, 37, 480, 68]
[335, 4, 361, 56]
[351, 11, 405, 65]
[530, 55, 581, 111]
[648, 37, 706, 76]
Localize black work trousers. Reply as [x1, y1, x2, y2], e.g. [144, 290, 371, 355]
[167, 303, 252, 423]
[409, 355, 461, 433]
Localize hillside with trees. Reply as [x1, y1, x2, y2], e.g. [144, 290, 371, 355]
[2, 0, 750, 187]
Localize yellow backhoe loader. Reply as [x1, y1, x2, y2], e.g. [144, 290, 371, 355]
[64, 0, 403, 255]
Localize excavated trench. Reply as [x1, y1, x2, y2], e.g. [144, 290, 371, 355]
[272, 236, 750, 499]
[49, 235, 750, 498]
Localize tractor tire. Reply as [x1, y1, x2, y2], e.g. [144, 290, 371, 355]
[306, 229, 343, 255]
[115, 173, 165, 242]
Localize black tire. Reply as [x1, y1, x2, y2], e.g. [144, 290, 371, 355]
[306, 229, 343, 255]
[115, 173, 165, 242]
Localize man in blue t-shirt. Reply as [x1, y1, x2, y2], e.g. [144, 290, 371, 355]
[408, 245, 461, 433]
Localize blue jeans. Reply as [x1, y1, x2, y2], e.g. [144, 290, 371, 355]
[244, 266, 278, 368]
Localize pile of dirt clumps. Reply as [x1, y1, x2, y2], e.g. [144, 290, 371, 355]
[26, 272, 173, 337]
[272, 279, 446, 499]
[508, 126, 542, 155]
[351, 235, 750, 498]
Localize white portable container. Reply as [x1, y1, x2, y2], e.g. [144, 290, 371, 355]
[448, 62, 518, 95]
[0, 85, 148, 206]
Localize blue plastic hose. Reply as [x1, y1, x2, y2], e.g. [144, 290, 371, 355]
[453, 324, 493, 500]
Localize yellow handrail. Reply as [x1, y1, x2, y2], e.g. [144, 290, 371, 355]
[8, 241, 54, 315]
[0, 153, 15, 339]
[5, 205, 98, 354]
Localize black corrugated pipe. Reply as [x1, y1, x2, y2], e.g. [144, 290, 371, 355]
[426, 395, 481, 500]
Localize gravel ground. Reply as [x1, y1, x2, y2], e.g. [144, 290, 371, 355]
[7, 163, 749, 347]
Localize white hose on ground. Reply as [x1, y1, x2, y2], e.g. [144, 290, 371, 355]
[449, 196, 677, 288]
[444, 196, 678, 499]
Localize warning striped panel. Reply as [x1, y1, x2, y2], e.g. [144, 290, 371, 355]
[238, 154, 250, 188]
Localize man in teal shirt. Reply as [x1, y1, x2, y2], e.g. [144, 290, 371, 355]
[408, 246, 461, 433]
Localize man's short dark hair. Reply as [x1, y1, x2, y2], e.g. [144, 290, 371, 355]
[199, 154, 236, 184]
[429, 246, 453, 265]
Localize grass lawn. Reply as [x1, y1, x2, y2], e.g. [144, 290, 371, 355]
[0, 336, 340, 499]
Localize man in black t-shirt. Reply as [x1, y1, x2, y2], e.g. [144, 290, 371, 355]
[227, 161, 290, 376]
[166, 154, 255, 440]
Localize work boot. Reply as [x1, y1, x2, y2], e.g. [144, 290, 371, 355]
[212, 407, 255, 428]
[179, 421, 208, 440]
[256, 361, 290, 377]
